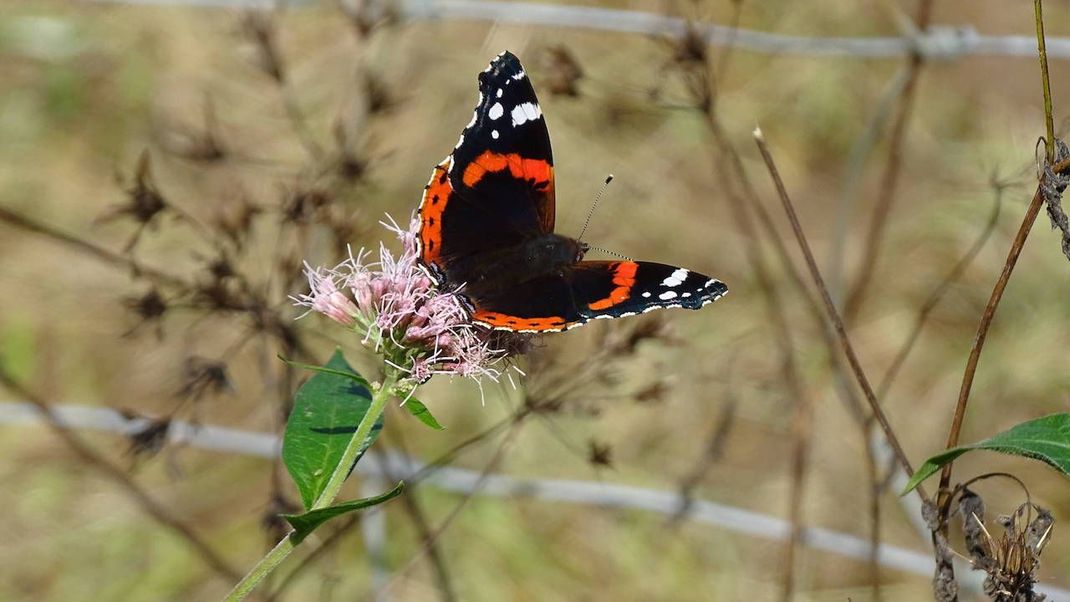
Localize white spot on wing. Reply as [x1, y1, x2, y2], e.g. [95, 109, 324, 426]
[496, 88, 503, 98]
[512, 69, 526, 80]
[659, 291, 677, 300]
[491, 130, 499, 139]
[661, 268, 689, 288]
[488, 102, 504, 120]
[641, 292, 651, 298]
[511, 102, 541, 126]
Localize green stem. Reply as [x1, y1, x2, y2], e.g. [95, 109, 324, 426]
[222, 374, 398, 601]
[1036, 0, 1055, 161]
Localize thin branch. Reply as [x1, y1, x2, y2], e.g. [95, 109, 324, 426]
[0, 371, 242, 582]
[936, 186, 1047, 495]
[752, 127, 922, 493]
[374, 419, 525, 599]
[876, 179, 1005, 400]
[381, 422, 458, 602]
[1037, 0, 1055, 162]
[936, 0, 1063, 518]
[842, 0, 936, 324]
[699, 83, 813, 602]
[0, 206, 190, 289]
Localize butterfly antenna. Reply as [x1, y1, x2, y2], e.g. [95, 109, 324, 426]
[588, 245, 633, 261]
[577, 174, 614, 242]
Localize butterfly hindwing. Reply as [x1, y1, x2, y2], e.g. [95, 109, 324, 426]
[418, 51, 555, 274]
[470, 261, 728, 333]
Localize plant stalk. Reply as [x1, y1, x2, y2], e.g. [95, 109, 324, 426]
[1036, 0, 1055, 162]
[223, 374, 398, 601]
[936, 0, 1059, 511]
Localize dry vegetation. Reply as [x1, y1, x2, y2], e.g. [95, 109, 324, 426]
[1, 0, 1069, 600]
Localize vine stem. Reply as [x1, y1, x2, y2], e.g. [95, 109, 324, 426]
[223, 373, 399, 601]
[1037, 0, 1055, 163]
[935, 0, 1058, 511]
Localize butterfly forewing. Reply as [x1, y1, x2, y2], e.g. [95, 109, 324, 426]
[418, 51, 556, 276]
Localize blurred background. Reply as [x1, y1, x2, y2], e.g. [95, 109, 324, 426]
[2, 0, 1070, 600]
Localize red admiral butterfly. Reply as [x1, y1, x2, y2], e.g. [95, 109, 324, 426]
[416, 51, 727, 333]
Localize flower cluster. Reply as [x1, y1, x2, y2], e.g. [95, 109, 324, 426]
[294, 215, 527, 393]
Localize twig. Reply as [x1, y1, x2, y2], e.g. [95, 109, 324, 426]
[876, 178, 1006, 400]
[698, 79, 813, 602]
[374, 419, 526, 599]
[0, 206, 190, 289]
[936, 0, 1062, 523]
[826, 65, 911, 303]
[752, 127, 922, 492]
[0, 369, 242, 582]
[1037, 0, 1055, 162]
[381, 422, 458, 602]
[842, 0, 936, 324]
[936, 186, 1047, 492]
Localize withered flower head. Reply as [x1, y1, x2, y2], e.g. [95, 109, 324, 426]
[124, 416, 172, 461]
[542, 45, 584, 97]
[177, 357, 233, 401]
[123, 288, 168, 338]
[964, 500, 1054, 602]
[97, 151, 169, 251]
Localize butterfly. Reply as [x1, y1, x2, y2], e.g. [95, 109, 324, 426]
[416, 51, 727, 333]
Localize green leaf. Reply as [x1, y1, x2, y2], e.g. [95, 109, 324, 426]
[283, 481, 404, 543]
[403, 396, 445, 430]
[902, 413, 1070, 495]
[282, 350, 384, 509]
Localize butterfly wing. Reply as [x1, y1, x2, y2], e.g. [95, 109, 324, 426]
[418, 51, 556, 276]
[470, 261, 728, 332]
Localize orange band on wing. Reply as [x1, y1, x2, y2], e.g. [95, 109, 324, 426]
[462, 151, 553, 190]
[473, 310, 571, 332]
[419, 161, 453, 265]
[587, 261, 638, 311]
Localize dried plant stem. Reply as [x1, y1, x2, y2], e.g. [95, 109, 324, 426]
[383, 425, 458, 602]
[0, 206, 189, 289]
[702, 115, 812, 600]
[861, 438, 883, 599]
[0, 366, 242, 582]
[224, 373, 398, 601]
[876, 182, 1004, 400]
[376, 418, 526, 598]
[1037, 0, 1055, 162]
[936, 0, 1060, 515]
[753, 127, 920, 488]
[843, 0, 936, 324]
[936, 188, 1046, 501]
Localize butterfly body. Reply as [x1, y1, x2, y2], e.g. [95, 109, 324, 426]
[416, 51, 727, 333]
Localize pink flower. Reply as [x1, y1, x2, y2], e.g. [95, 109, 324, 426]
[293, 215, 528, 390]
[296, 266, 358, 326]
